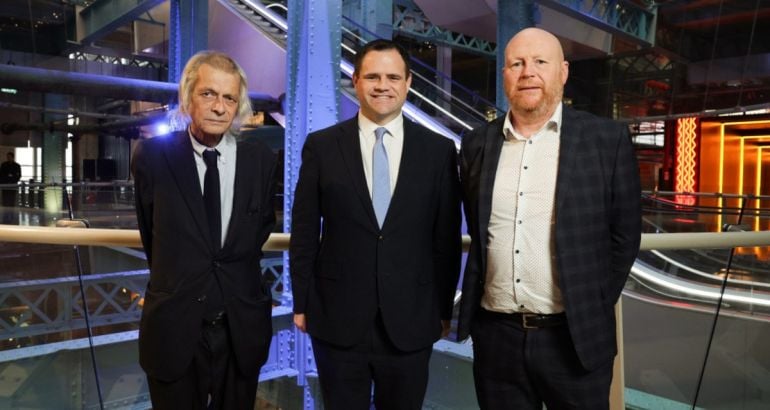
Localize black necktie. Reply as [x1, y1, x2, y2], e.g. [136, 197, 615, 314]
[203, 149, 221, 251]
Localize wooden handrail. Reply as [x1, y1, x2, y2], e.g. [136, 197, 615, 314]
[2, 224, 770, 251]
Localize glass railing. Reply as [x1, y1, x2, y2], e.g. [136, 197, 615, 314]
[628, 191, 770, 409]
[4, 183, 770, 408]
[0, 183, 288, 409]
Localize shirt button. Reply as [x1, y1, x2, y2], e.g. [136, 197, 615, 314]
[516, 279, 521, 283]
[528, 140, 532, 144]
[523, 166, 528, 170]
[515, 250, 520, 254]
[519, 192, 523, 196]
[520, 304, 525, 308]
[518, 220, 522, 224]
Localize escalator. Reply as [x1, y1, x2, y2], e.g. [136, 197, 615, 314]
[212, 0, 502, 144]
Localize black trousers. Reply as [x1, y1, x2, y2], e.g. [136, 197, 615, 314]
[146, 321, 258, 410]
[311, 314, 433, 410]
[471, 309, 613, 410]
[1, 189, 17, 207]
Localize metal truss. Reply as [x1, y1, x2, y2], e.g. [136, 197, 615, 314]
[393, 1, 496, 57]
[0, 258, 284, 342]
[0, 270, 146, 342]
[538, 0, 656, 45]
[69, 51, 167, 70]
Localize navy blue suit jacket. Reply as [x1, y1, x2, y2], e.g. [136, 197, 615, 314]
[457, 106, 641, 371]
[289, 116, 462, 352]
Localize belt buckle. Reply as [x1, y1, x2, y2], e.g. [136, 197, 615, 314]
[521, 313, 538, 329]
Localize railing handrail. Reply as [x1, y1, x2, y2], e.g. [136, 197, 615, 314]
[643, 190, 770, 200]
[2, 224, 770, 251]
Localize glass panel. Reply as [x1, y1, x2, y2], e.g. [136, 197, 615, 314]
[624, 240, 770, 409]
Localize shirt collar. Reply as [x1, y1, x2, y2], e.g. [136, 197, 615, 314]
[188, 128, 236, 165]
[358, 111, 404, 139]
[503, 103, 563, 141]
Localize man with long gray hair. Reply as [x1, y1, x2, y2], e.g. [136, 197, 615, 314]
[133, 51, 276, 409]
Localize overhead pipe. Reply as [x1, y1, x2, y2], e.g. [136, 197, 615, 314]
[0, 64, 281, 112]
[1, 111, 169, 136]
[0, 101, 132, 120]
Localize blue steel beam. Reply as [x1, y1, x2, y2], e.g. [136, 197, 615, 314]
[496, 0, 537, 113]
[361, 0, 394, 40]
[168, 0, 208, 82]
[284, 1, 342, 408]
[76, 0, 166, 45]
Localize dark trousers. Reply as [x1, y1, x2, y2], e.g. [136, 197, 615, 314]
[146, 321, 258, 410]
[1, 189, 17, 207]
[311, 314, 433, 410]
[471, 309, 613, 410]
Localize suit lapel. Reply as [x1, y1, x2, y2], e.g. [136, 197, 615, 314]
[336, 118, 379, 229]
[223, 141, 256, 249]
[382, 119, 421, 231]
[478, 117, 505, 255]
[164, 131, 210, 244]
[555, 107, 581, 213]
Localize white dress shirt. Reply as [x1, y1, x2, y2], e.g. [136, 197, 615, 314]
[358, 112, 404, 198]
[482, 103, 564, 314]
[189, 130, 237, 247]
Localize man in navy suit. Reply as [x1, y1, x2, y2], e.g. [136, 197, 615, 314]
[290, 39, 461, 410]
[133, 51, 276, 409]
[457, 28, 641, 410]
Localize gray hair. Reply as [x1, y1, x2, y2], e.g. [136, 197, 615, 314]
[175, 51, 252, 135]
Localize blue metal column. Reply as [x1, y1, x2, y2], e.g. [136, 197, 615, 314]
[168, 0, 208, 82]
[496, 0, 537, 112]
[361, 0, 393, 40]
[284, 1, 342, 408]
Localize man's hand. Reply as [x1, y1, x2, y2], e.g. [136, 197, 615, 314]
[441, 320, 451, 338]
[294, 313, 307, 333]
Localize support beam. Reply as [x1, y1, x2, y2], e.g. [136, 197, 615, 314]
[168, 0, 208, 82]
[361, 0, 393, 40]
[76, 0, 166, 45]
[284, 1, 342, 408]
[496, 0, 537, 112]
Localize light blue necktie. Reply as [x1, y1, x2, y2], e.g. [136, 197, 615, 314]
[372, 127, 391, 228]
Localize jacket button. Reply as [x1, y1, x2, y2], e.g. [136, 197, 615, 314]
[378, 235, 384, 240]
[197, 295, 207, 303]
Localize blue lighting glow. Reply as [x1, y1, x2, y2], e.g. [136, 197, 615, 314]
[155, 123, 170, 136]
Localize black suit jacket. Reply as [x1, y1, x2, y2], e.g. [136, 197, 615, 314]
[290, 116, 462, 352]
[133, 131, 276, 381]
[457, 106, 641, 371]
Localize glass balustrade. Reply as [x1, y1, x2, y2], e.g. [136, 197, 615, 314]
[2, 185, 770, 408]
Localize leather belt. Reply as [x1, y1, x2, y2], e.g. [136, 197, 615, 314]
[481, 309, 566, 329]
[202, 311, 227, 327]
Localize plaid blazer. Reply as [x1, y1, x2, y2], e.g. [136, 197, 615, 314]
[457, 106, 641, 371]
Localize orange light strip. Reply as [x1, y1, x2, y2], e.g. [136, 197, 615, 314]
[717, 124, 725, 230]
[675, 117, 697, 205]
[713, 120, 769, 232]
[756, 147, 763, 231]
[738, 138, 745, 196]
